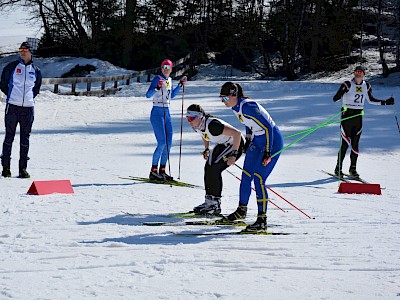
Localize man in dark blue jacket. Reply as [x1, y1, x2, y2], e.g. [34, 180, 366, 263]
[0, 42, 42, 178]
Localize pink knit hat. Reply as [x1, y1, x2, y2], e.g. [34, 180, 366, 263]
[161, 59, 173, 68]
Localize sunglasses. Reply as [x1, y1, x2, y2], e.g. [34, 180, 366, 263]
[161, 65, 171, 70]
[19, 48, 30, 53]
[220, 95, 231, 102]
[186, 110, 203, 122]
[354, 70, 364, 75]
[186, 116, 197, 122]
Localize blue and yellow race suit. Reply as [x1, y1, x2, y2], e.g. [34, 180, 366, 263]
[232, 97, 283, 214]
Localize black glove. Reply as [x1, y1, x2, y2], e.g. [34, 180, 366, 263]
[386, 97, 394, 105]
[226, 150, 239, 158]
[178, 76, 187, 87]
[262, 150, 271, 166]
[243, 137, 251, 153]
[201, 148, 210, 159]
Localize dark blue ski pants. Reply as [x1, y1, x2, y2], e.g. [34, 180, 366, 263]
[1, 104, 34, 169]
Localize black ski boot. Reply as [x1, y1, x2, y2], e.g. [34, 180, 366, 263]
[159, 166, 173, 181]
[243, 213, 267, 233]
[2, 166, 11, 178]
[226, 205, 247, 221]
[349, 166, 360, 178]
[159, 172, 173, 181]
[214, 205, 247, 225]
[18, 168, 30, 179]
[149, 166, 164, 181]
[334, 165, 344, 177]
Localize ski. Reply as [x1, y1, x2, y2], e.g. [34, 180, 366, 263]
[141, 218, 282, 228]
[171, 230, 293, 236]
[167, 211, 219, 219]
[343, 173, 370, 184]
[120, 176, 202, 189]
[321, 170, 378, 186]
[142, 219, 248, 227]
[122, 211, 283, 227]
[320, 170, 350, 182]
[122, 211, 221, 220]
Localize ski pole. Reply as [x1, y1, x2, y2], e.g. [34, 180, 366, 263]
[234, 163, 313, 219]
[177, 85, 185, 179]
[225, 169, 286, 213]
[392, 105, 400, 134]
[267, 184, 313, 219]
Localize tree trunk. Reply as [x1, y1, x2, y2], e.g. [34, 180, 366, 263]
[397, 0, 400, 68]
[123, 0, 135, 68]
[282, 0, 290, 76]
[377, 0, 384, 62]
[37, 0, 54, 46]
[310, 0, 322, 71]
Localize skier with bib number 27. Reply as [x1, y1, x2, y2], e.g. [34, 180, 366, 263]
[333, 66, 394, 178]
[145, 59, 187, 181]
[219, 82, 284, 232]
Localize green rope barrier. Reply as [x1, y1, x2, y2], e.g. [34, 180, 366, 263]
[273, 108, 363, 158]
[284, 110, 364, 139]
[283, 111, 342, 139]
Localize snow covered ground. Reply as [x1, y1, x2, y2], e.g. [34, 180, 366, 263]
[0, 55, 400, 299]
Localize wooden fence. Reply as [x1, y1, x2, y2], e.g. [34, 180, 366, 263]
[41, 53, 191, 96]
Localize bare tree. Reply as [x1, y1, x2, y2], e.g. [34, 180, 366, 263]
[309, 0, 322, 71]
[122, 0, 135, 67]
[0, 0, 20, 9]
[397, 0, 400, 68]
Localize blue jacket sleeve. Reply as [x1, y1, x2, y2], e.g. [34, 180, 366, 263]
[0, 67, 8, 96]
[171, 83, 182, 99]
[146, 76, 161, 98]
[242, 102, 274, 152]
[0, 61, 18, 96]
[33, 66, 42, 98]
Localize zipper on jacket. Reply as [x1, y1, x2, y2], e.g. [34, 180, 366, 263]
[22, 64, 26, 107]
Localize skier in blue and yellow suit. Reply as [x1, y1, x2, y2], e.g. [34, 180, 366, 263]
[219, 82, 283, 232]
